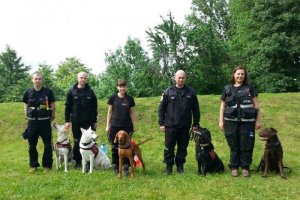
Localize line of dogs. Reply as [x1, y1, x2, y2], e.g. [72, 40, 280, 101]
[53, 123, 290, 179]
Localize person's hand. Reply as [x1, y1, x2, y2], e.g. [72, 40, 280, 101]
[192, 126, 199, 132]
[160, 126, 165, 132]
[65, 122, 71, 129]
[255, 120, 262, 130]
[219, 121, 224, 132]
[93, 123, 97, 129]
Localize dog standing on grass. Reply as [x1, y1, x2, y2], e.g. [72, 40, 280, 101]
[79, 127, 111, 173]
[53, 123, 73, 172]
[258, 128, 290, 179]
[114, 130, 153, 178]
[191, 126, 224, 176]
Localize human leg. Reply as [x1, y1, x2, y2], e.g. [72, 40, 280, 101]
[40, 120, 53, 169]
[175, 128, 190, 173]
[27, 121, 40, 168]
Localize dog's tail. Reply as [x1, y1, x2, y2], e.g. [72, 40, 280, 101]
[135, 138, 154, 146]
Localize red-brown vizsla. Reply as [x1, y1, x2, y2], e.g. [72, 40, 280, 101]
[114, 130, 152, 178]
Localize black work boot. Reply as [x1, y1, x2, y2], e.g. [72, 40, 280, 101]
[177, 165, 184, 174]
[165, 165, 173, 175]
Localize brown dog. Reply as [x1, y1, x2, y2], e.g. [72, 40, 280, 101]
[258, 128, 286, 179]
[114, 130, 152, 178]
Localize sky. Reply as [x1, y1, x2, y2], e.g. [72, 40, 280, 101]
[0, 0, 192, 74]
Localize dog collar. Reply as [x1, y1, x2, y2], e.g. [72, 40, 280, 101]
[118, 144, 131, 149]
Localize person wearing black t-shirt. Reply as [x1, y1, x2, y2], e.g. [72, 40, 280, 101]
[158, 70, 200, 175]
[106, 80, 137, 175]
[219, 66, 261, 177]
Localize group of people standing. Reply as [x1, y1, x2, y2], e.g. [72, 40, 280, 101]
[23, 66, 261, 177]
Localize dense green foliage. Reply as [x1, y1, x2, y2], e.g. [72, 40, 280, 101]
[0, 0, 299, 102]
[230, 0, 300, 92]
[0, 93, 299, 199]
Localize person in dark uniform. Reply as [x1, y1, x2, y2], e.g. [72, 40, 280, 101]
[219, 66, 261, 177]
[23, 72, 56, 173]
[106, 80, 137, 175]
[158, 70, 200, 175]
[65, 71, 98, 168]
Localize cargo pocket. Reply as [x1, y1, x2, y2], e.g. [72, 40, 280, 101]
[241, 108, 256, 119]
[224, 107, 236, 119]
[224, 122, 237, 151]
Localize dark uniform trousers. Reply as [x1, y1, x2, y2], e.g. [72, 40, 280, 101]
[72, 122, 95, 164]
[27, 119, 53, 168]
[164, 127, 190, 166]
[108, 126, 132, 167]
[224, 121, 255, 170]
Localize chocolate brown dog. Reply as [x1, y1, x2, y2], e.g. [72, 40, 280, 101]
[114, 130, 152, 178]
[258, 128, 286, 179]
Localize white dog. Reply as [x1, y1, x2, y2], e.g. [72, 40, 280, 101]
[79, 127, 111, 173]
[53, 123, 73, 172]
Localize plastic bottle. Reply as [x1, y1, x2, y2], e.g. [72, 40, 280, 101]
[100, 143, 108, 155]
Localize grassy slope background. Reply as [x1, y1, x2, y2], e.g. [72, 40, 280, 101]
[0, 93, 299, 200]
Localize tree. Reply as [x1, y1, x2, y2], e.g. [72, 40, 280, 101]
[185, 0, 230, 94]
[0, 45, 31, 102]
[54, 57, 92, 100]
[229, 0, 300, 92]
[146, 12, 188, 89]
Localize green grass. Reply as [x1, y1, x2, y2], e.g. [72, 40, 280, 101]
[0, 93, 300, 200]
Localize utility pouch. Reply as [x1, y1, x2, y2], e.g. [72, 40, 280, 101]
[224, 107, 236, 119]
[241, 108, 256, 119]
[26, 107, 35, 118]
[37, 109, 52, 118]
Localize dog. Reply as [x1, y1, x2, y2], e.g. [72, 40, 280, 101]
[258, 128, 289, 179]
[114, 130, 153, 178]
[79, 127, 111, 173]
[53, 123, 73, 172]
[191, 126, 224, 176]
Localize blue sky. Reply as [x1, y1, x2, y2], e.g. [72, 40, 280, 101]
[0, 0, 191, 74]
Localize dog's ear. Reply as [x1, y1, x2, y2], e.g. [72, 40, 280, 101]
[125, 132, 131, 143]
[270, 128, 278, 134]
[114, 133, 119, 143]
[80, 128, 86, 134]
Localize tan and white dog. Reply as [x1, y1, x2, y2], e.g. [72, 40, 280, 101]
[79, 127, 111, 173]
[53, 123, 73, 172]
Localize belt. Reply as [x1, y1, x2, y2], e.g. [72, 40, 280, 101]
[27, 117, 51, 120]
[224, 117, 255, 122]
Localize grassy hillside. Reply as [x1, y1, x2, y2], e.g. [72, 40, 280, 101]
[0, 93, 299, 200]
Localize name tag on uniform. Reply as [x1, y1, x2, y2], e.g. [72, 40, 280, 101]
[170, 96, 175, 100]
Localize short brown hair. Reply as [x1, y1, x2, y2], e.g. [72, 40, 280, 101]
[116, 79, 127, 86]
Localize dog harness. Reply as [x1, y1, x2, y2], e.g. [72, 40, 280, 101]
[80, 143, 99, 156]
[55, 138, 72, 152]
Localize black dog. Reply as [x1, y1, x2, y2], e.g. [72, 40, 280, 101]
[257, 128, 290, 179]
[191, 126, 224, 176]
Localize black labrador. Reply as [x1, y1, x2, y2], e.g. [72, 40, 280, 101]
[191, 126, 224, 176]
